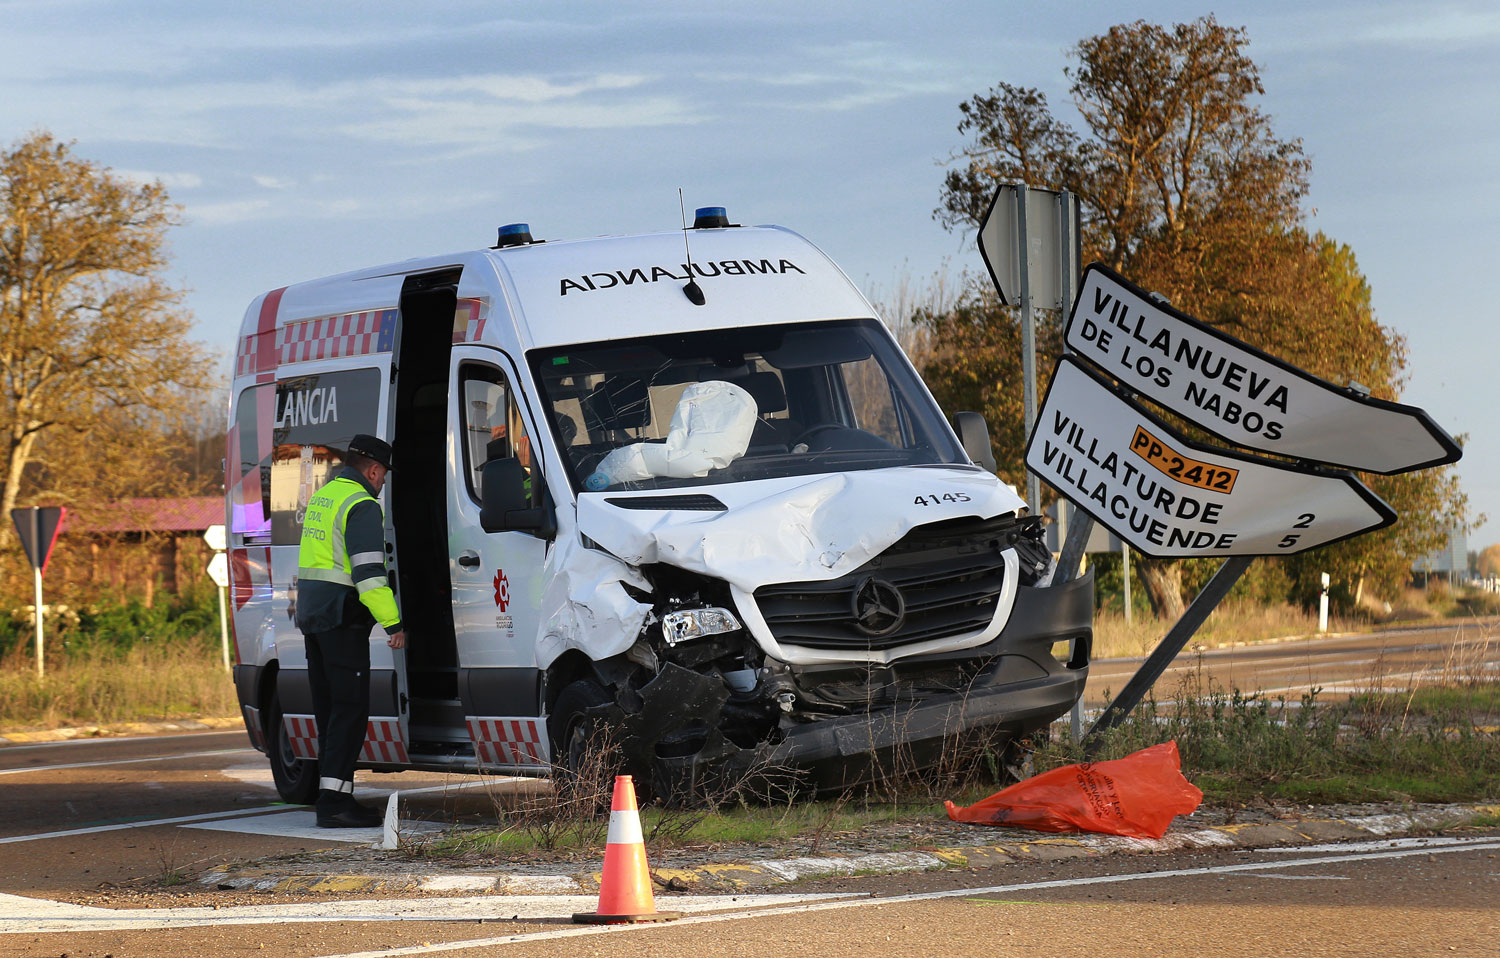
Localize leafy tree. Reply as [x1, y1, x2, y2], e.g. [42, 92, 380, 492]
[1475, 544, 1500, 579]
[0, 132, 213, 542]
[925, 17, 1467, 618]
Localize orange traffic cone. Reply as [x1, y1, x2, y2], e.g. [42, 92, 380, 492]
[573, 775, 681, 924]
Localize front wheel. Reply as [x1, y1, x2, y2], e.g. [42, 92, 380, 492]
[267, 688, 320, 804]
[547, 678, 625, 805]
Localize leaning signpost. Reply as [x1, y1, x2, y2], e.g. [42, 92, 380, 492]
[976, 183, 1465, 750]
[10, 506, 67, 678]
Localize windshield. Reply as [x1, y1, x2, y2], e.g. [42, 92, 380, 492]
[528, 319, 965, 493]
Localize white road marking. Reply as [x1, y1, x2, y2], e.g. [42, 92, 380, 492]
[1257, 836, 1478, 854]
[0, 748, 256, 776]
[1237, 873, 1350, 880]
[0, 777, 520, 846]
[312, 837, 1500, 956]
[0, 731, 246, 751]
[183, 810, 442, 844]
[0, 805, 293, 845]
[0, 892, 853, 933]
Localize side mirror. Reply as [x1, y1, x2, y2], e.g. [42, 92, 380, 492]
[480, 457, 557, 539]
[953, 411, 998, 474]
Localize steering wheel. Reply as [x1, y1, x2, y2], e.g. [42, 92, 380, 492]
[791, 423, 845, 448]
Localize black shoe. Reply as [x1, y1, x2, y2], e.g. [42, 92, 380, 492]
[317, 802, 383, 828]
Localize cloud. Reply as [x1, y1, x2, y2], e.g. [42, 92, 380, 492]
[115, 169, 203, 190]
[251, 175, 294, 189]
[1357, 8, 1500, 44]
[187, 198, 272, 225]
[0, 70, 693, 153]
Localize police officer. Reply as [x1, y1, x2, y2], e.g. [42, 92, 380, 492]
[295, 435, 406, 828]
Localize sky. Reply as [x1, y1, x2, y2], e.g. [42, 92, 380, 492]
[2, 0, 1496, 551]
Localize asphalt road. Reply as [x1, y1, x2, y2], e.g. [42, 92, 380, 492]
[0, 621, 1493, 955]
[2, 837, 1494, 956]
[1082, 618, 1496, 707]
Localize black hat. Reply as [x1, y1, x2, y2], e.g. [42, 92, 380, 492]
[347, 434, 395, 471]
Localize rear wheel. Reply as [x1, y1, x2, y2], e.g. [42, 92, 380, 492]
[268, 688, 320, 804]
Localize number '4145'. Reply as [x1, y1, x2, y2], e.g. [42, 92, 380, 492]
[914, 492, 971, 506]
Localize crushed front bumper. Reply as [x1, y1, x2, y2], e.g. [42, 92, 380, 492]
[640, 570, 1093, 795]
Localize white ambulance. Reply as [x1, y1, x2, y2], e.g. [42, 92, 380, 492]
[226, 208, 1093, 802]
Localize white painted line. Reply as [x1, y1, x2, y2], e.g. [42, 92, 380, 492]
[0, 730, 245, 752]
[0, 748, 257, 776]
[1238, 873, 1350, 880]
[420, 876, 496, 892]
[1257, 835, 1477, 854]
[313, 837, 1500, 956]
[0, 805, 292, 845]
[0, 891, 853, 934]
[182, 810, 442, 844]
[496, 875, 583, 895]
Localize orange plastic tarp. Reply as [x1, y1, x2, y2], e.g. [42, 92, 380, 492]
[945, 741, 1202, 840]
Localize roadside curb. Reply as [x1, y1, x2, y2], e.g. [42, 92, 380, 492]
[0, 716, 244, 744]
[199, 802, 1500, 896]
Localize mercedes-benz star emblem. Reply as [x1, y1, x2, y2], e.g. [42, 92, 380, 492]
[850, 575, 906, 637]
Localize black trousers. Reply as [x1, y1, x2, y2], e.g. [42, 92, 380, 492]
[305, 623, 371, 798]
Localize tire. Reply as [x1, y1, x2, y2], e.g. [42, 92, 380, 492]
[267, 688, 320, 805]
[546, 678, 621, 803]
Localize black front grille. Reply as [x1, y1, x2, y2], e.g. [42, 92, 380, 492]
[753, 515, 1014, 651]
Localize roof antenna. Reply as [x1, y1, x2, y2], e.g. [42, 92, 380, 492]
[678, 189, 706, 306]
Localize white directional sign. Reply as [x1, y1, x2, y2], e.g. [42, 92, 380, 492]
[978, 185, 1079, 309]
[1025, 358, 1396, 558]
[203, 523, 227, 552]
[1064, 264, 1462, 475]
[206, 551, 230, 588]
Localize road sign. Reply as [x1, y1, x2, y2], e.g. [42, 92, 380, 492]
[1045, 502, 1121, 553]
[203, 523, 226, 552]
[1024, 358, 1396, 558]
[10, 506, 66, 575]
[978, 184, 1080, 309]
[1063, 264, 1462, 475]
[207, 551, 230, 588]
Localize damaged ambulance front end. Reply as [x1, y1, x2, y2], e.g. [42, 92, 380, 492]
[521, 312, 1093, 798]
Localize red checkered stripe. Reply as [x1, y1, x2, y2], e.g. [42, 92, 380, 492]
[359, 717, 409, 764]
[466, 716, 550, 767]
[284, 714, 319, 759]
[242, 705, 266, 751]
[277, 310, 390, 366]
[450, 298, 487, 344]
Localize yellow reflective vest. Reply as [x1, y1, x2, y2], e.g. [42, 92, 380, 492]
[295, 471, 401, 633]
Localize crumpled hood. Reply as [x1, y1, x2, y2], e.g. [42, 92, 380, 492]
[576, 465, 1026, 592]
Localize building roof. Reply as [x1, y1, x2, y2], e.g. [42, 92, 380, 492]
[71, 497, 222, 535]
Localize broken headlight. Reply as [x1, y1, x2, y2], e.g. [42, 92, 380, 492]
[661, 607, 742, 646]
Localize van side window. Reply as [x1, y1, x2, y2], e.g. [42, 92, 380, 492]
[842, 356, 906, 447]
[267, 367, 381, 546]
[459, 363, 534, 504]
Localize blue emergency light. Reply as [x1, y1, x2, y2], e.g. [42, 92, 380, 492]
[495, 223, 535, 248]
[691, 207, 731, 229]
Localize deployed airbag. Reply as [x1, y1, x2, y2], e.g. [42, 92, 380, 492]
[592, 380, 757, 485]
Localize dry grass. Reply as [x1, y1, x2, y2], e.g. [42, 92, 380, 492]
[0, 643, 235, 730]
[1092, 599, 1333, 659]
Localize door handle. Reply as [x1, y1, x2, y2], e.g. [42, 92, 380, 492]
[457, 551, 481, 568]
